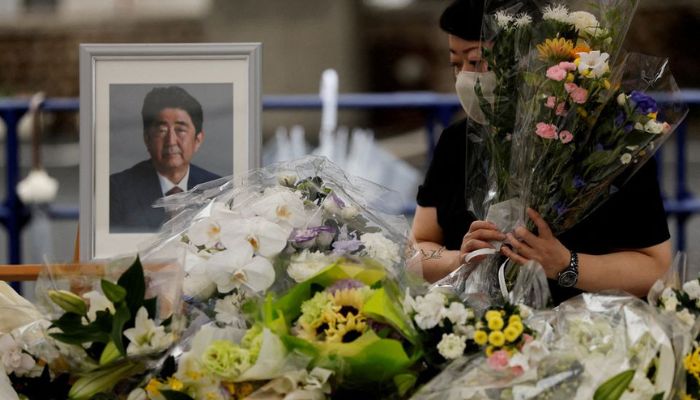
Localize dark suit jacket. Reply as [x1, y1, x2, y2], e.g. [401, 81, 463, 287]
[110, 160, 220, 233]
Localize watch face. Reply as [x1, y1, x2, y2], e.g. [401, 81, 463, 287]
[558, 270, 578, 287]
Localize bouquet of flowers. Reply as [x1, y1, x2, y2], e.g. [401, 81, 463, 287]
[413, 292, 676, 400]
[1, 256, 184, 399]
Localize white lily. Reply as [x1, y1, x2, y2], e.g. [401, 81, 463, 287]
[0, 282, 43, 333]
[82, 291, 115, 322]
[577, 51, 610, 78]
[204, 239, 275, 293]
[123, 307, 173, 356]
[220, 216, 291, 258]
[251, 187, 307, 228]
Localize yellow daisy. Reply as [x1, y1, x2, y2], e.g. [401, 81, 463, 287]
[537, 37, 575, 62]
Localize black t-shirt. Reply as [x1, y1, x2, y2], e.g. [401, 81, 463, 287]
[417, 119, 670, 305]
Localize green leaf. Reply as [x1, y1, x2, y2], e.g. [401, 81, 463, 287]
[362, 287, 417, 343]
[650, 393, 664, 400]
[160, 391, 195, 400]
[143, 297, 157, 319]
[593, 369, 635, 400]
[394, 372, 418, 397]
[117, 256, 145, 316]
[110, 303, 131, 357]
[100, 280, 126, 304]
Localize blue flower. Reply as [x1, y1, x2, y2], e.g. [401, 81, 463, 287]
[573, 176, 586, 189]
[629, 91, 658, 114]
[553, 202, 567, 217]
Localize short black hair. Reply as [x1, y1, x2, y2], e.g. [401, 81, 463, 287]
[141, 86, 203, 135]
[439, 0, 485, 41]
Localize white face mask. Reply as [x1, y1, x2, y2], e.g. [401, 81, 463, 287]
[455, 71, 496, 125]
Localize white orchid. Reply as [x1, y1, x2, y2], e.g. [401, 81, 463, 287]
[251, 187, 307, 228]
[123, 307, 173, 356]
[82, 291, 115, 322]
[0, 334, 35, 376]
[183, 269, 217, 300]
[205, 239, 275, 293]
[187, 217, 222, 249]
[220, 216, 291, 258]
[577, 50, 610, 78]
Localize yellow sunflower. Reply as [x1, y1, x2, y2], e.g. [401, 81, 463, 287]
[537, 37, 575, 62]
[325, 313, 368, 343]
[331, 287, 371, 320]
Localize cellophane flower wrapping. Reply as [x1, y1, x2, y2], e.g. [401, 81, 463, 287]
[0, 254, 185, 399]
[412, 292, 677, 400]
[128, 156, 425, 399]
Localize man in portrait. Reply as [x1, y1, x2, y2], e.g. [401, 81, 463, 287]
[110, 86, 220, 232]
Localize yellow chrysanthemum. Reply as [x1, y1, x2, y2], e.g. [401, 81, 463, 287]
[680, 393, 696, 400]
[166, 377, 184, 391]
[146, 378, 163, 396]
[325, 313, 368, 343]
[684, 348, 700, 381]
[503, 326, 520, 343]
[487, 315, 504, 331]
[509, 321, 524, 336]
[489, 330, 506, 347]
[474, 330, 488, 346]
[485, 310, 501, 322]
[508, 315, 521, 325]
[537, 37, 575, 62]
[485, 345, 495, 357]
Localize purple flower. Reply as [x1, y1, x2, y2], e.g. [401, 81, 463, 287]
[630, 91, 658, 114]
[327, 279, 365, 294]
[290, 226, 337, 250]
[573, 176, 585, 189]
[332, 239, 363, 254]
[553, 202, 567, 217]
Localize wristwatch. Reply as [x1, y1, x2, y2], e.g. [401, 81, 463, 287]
[557, 251, 579, 288]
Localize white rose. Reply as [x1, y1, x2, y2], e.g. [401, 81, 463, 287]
[683, 279, 700, 300]
[568, 11, 600, 36]
[437, 333, 466, 360]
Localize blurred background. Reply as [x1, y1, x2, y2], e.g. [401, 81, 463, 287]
[0, 0, 698, 280]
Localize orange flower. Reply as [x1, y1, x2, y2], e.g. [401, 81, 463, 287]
[537, 38, 575, 62]
[572, 42, 592, 57]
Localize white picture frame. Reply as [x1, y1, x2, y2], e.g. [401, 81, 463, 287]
[79, 43, 261, 261]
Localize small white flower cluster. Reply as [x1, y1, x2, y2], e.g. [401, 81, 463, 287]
[494, 10, 532, 29]
[542, 4, 606, 37]
[360, 232, 400, 268]
[403, 290, 475, 360]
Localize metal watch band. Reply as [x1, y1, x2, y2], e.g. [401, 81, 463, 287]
[557, 251, 579, 288]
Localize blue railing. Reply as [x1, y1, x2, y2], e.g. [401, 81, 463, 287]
[0, 91, 698, 265]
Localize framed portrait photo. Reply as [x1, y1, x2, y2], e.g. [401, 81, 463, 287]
[79, 43, 261, 260]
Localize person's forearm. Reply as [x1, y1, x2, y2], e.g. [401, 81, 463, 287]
[575, 251, 670, 297]
[415, 241, 461, 283]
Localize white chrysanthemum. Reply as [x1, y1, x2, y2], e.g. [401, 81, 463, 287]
[437, 333, 466, 360]
[360, 232, 400, 267]
[542, 4, 569, 23]
[676, 308, 696, 327]
[620, 153, 632, 165]
[644, 119, 664, 134]
[568, 11, 600, 36]
[454, 324, 475, 339]
[577, 50, 610, 78]
[123, 307, 173, 356]
[683, 279, 700, 300]
[443, 302, 469, 326]
[82, 291, 115, 322]
[494, 10, 514, 28]
[661, 287, 679, 311]
[514, 13, 532, 28]
[287, 250, 335, 283]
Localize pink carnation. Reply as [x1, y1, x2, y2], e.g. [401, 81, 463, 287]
[559, 130, 573, 143]
[558, 61, 576, 71]
[570, 87, 588, 104]
[555, 102, 567, 116]
[546, 65, 567, 81]
[487, 350, 511, 370]
[564, 82, 578, 93]
[535, 123, 558, 139]
[544, 96, 556, 109]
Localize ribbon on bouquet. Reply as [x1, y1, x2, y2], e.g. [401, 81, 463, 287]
[463, 248, 511, 299]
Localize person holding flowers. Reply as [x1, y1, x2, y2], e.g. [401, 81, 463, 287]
[412, 0, 672, 305]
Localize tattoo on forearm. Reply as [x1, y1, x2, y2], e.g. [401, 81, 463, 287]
[421, 246, 446, 260]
